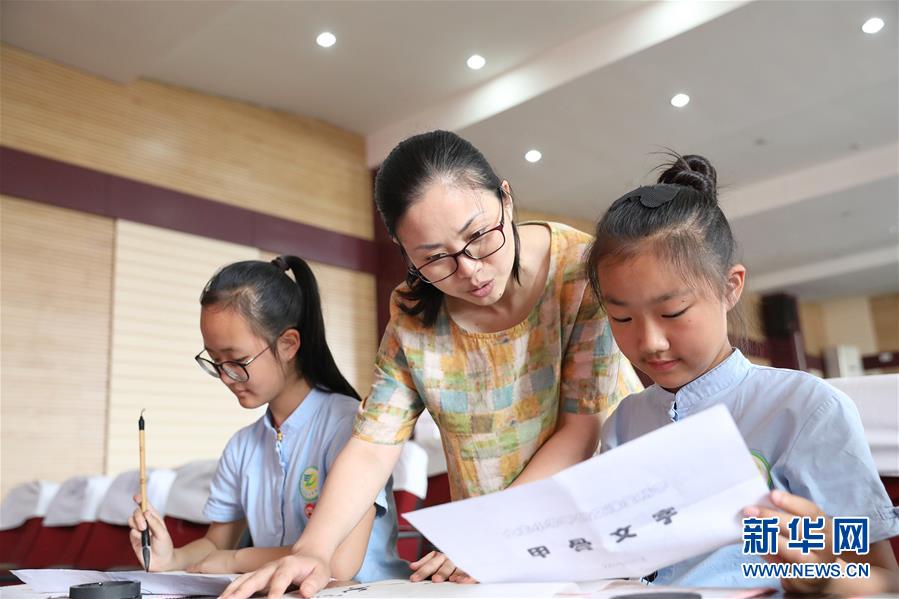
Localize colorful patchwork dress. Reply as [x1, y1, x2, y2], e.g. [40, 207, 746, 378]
[354, 222, 642, 499]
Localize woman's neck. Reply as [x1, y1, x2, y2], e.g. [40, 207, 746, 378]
[268, 375, 313, 429]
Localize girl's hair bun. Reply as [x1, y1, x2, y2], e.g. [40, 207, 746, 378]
[657, 154, 717, 200]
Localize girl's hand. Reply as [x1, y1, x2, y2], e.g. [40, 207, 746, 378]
[187, 549, 238, 574]
[743, 490, 834, 594]
[409, 551, 476, 584]
[127, 494, 174, 571]
[219, 553, 331, 599]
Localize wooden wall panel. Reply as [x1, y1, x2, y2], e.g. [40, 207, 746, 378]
[870, 293, 899, 351]
[0, 45, 373, 241]
[261, 252, 377, 398]
[105, 221, 263, 476]
[799, 301, 826, 357]
[740, 293, 766, 344]
[1, 46, 382, 490]
[820, 297, 878, 356]
[0, 197, 113, 496]
[729, 294, 768, 366]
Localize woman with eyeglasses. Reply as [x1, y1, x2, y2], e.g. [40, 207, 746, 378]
[126, 256, 408, 582]
[221, 130, 641, 599]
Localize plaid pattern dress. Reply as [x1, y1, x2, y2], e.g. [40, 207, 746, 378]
[353, 223, 642, 499]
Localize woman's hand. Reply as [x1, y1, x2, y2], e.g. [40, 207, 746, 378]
[127, 494, 174, 572]
[219, 553, 331, 599]
[409, 551, 476, 584]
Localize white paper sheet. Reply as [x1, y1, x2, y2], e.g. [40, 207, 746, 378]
[316, 579, 579, 598]
[12, 569, 237, 596]
[0, 582, 775, 599]
[571, 580, 774, 599]
[314, 579, 772, 599]
[404, 405, 770, 583]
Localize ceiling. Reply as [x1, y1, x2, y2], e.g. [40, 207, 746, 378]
[2, 0, 897, 301]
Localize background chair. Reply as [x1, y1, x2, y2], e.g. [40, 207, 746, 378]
[163, 460, 218, 547]
[20, 474, 111, 568]
[74, 468, 176, 570]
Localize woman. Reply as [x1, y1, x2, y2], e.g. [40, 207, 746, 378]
[222, 130, 640, 598]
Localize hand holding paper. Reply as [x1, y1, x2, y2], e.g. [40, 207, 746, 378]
[404, 405, 770, 583]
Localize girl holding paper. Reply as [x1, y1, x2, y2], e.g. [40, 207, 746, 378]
[588, 153, 898, 588]
[221, 130, 641, 598]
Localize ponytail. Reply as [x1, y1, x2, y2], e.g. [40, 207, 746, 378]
[276, 256, 360, 400]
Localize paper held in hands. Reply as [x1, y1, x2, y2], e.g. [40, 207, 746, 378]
[403, 404, 770, 583]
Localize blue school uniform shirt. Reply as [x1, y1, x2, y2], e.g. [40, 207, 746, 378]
[601, 349, 899, 588]
[203, 388, 409, 582]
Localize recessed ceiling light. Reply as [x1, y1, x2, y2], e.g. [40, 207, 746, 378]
[316, 32, 336, 48]
[862, 17, 884, 34]
[467, 54, 486, 70]
[525, 149, 542, 163]
[670, 93, 690, 108]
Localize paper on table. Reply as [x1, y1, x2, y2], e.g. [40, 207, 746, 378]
[573, 580, 774, 599]
[316, 579, 580, 598]
[315, 579, 773, 599]
[404, 405, 771, 583]
[13, 569, 238, 596]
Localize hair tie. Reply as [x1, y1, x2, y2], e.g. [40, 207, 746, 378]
[617, 184, 682, 209]
[271, 256, 290, 272]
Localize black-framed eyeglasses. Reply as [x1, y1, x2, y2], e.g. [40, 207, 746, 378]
[402, 196, 507, 284]
[195, 343, 274, 383]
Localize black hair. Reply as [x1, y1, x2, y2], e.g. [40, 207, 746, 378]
[199, 255, 360, 401]
[587, 153, 746, 331]
[374, 130, 521, 327]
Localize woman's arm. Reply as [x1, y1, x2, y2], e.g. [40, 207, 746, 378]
[189, 506, 376, 576]
[292, 438, 400, 562]
[221, 438, 403, 599]
[508, 411, 600, 487]
[328, 505, 377, 580]
[510, 252, 640, 489]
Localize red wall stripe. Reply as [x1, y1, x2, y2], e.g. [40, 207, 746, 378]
[0, 146, 377, 274]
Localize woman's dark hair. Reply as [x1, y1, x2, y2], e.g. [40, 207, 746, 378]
[374, 130, 521, 326]
[199, 255, 360, 401]
[587, 153, 747, 334]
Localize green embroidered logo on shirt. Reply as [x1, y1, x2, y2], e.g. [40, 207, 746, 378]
[750, 450, 773, 489]
[300, 466, 320, 501]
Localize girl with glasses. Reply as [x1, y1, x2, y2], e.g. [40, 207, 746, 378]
[127, 256, 408, 582]
[222, 130, 641, 599]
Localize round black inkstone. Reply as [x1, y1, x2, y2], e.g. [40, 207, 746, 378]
[69, 581, 141, 599]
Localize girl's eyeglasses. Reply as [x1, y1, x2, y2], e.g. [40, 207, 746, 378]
[194, 343, 274, 383]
